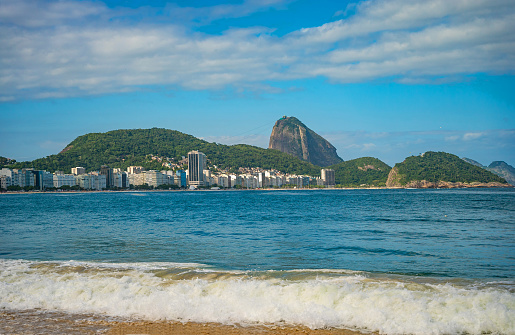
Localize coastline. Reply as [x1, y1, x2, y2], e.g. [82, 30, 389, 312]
[107, 321, 373, 335]
[0, 309, 373, 335]
[0, 182, 512, 195]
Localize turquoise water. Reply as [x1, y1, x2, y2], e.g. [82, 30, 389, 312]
[1, 189, 514, 334]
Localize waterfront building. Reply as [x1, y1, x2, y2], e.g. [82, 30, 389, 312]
[100, 165, 114, 188]
[216, 174, 230, 188]
[76, 173, 106, 190]
[128, 172, 146, 186]
[112, 171, 129, 188]
[53, 174, 76, 188]
[90, 172, 106, 190]
[71, 167, 86, 175]
[127, 166, 145, 174]
[31, 170, 54, 190]
[145, 170, 168, 188]
[321, 169, 335, 187]
[0, 168, 15, 189]
[188, 151, 206, 187]
[0, 175, 11, 189]
[175, 170, 186, 188]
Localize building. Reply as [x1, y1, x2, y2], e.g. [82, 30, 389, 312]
[127, 166, 145, 174]
[100, 165, 113, 188]
[321, 169, 335, 187]
[53, 174, 76, 188]
[145, 170, 168, 188]
[188, 151, 206, 187]
[76, 173, 106, 190]
[175, 170, 187, 188]
[128, 172, 146, 186]
[32, 170, 54, 190]
[112, 171, 129, 188]
[71, 167, 86, 175]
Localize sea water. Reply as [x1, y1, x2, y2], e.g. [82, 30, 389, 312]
[0, 189, 514, 334]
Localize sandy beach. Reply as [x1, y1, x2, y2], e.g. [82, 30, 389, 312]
[0, 309, 371, 335]
[107, 321, 372, 335]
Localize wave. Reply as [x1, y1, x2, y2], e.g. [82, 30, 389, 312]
[1, 259, 514, 334]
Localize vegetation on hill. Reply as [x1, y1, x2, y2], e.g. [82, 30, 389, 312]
[8, 128, 321, 176]
[329, 157, 391, 187]
[388, 152, 507, 186]
[0, 156, 16, 168]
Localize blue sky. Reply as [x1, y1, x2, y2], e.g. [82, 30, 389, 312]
[1, 0, 514, 167]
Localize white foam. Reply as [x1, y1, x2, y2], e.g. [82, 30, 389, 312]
[1, 259, 514, 334]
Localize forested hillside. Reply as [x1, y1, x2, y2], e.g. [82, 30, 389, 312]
[329, 157, 391, 187]
[8, 128, 320, 176]
[387, 152, 506, 186]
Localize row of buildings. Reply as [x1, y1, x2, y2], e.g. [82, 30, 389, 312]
[0, 151, 335, 190]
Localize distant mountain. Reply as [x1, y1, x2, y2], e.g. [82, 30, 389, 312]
[268, 116, 343, 167]
[8, 128, 321, 176]
[461, 158, 515, 185]
[488, 161, 515, 185]
[461, 157, 484, 168]
[329, 157, 391, 187]
[387, 152, 507, 188]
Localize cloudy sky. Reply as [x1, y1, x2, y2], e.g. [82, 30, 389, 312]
[1, 0, 514, 167]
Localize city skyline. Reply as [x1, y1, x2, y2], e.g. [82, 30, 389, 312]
[1, 0, 514, 167]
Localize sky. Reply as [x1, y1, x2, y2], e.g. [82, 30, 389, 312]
[1, 0, 514, 167]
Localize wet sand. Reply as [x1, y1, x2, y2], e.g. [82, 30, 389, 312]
[0, 309, 373, 335]
[107, 321, 372, 335]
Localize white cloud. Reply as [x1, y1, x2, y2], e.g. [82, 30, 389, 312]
[0, 0, 514, 100]
[0, 0, 106, 27]
[445, 135, 460, 141]
[463, 132, 484, 140]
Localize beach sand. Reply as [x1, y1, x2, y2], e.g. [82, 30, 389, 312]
[107, 321, 372, 335]
[0, 309, 372, 335]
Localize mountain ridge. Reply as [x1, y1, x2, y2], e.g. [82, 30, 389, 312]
[3, 127, 510, 189]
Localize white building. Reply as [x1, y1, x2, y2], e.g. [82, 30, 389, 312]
[53, 174, 76, 188]
[321, 169, 335, 187]
[112, 171, 129, 188]
[0, 168, 15, 189]
[128, 172, 146, 186]
[145, 170, 168, 188]
[71, 167, 86, 175]
[127, 166, 145, 174]
[75, 173, 106, 190]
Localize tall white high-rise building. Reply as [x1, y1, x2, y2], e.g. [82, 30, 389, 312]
[321, 169, 335, 187]
[188, 151, 206, 187]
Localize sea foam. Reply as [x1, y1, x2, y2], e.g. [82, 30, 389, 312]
[1, 259, 514, 334]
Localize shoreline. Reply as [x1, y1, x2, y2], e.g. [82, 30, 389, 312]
[0, 183, 512, 195]
[107, 321, 374, 335]
[0, 309, 373, 335]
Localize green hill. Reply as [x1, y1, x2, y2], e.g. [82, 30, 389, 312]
[329, 157, 391, 187]
[0, 156, 16, 168]
[387, 152, 507, 187]
[8, 128, 320, 176]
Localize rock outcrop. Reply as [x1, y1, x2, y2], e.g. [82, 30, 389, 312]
[268, 116, 343, 167]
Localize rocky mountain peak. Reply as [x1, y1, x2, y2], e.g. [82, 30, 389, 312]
[268, 116, 343, 167]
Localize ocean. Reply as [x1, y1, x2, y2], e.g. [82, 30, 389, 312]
[1, 189, 514, 334]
